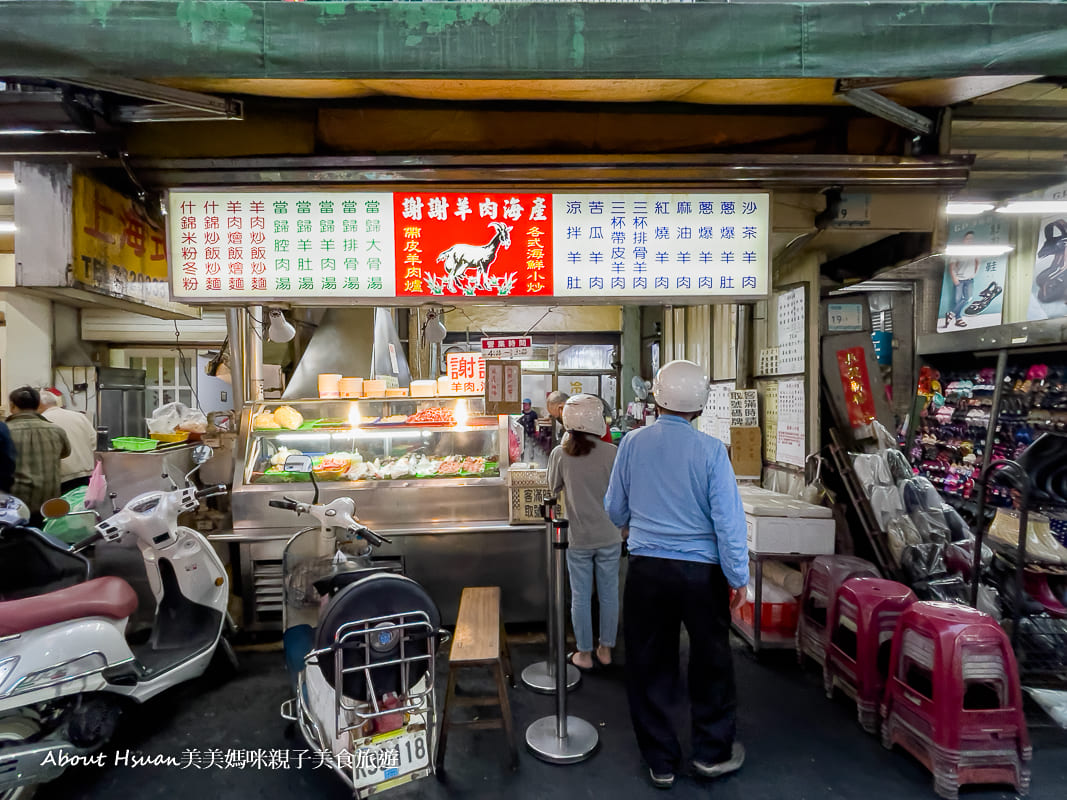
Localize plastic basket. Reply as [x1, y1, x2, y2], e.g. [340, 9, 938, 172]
[150, 431, 190, 444]
[735, 598, 799, 636]
[111, 437, 159, 452]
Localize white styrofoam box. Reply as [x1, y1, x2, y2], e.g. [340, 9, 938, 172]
[410, 380, 437, 398]
[746, 515, 835, 555]
[738, 486, 832, 519]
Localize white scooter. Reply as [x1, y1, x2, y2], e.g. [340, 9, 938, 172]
[0, 447, 232, 799]
[275, 454, 446, 799]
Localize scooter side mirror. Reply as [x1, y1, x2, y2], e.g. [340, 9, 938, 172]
[192, 444, 213, 465]
[41, 497, 71, 520]
[282, 454, 318, 504]
[283, 454, 314, 473]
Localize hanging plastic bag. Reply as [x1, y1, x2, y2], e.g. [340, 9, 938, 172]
[147, 402, 208, 435]
[84, 460, 107, 507]
[42, 485, 94, 545]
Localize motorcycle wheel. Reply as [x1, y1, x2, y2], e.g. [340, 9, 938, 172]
[0, 714, 41, 800]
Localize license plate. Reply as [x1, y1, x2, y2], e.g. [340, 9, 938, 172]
[351, 728, 430, 791]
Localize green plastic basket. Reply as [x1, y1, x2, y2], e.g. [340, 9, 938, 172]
[111, 437, 159, 452]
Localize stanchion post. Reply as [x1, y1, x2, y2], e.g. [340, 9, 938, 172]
[554, 518, 569, 740]
[521, 496, 580, 695]
[545, 498, 558, 681]
[526, 516, 599, 765]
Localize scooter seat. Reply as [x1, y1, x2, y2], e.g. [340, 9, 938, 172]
[0, 576, 138, 636]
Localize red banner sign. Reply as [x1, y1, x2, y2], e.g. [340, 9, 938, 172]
[836, 346, 877, 429]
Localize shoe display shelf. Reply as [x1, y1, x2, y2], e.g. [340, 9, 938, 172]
[906, 337, 1067, 687]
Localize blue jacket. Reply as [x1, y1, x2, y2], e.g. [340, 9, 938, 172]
[605, 414, 749, 588]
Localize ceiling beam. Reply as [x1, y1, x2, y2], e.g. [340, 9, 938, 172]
[128, 153, 973, 191]
[954, 104, 1067, 122]
[952, 135, 1067, 152]
[835, 85, 934, 135]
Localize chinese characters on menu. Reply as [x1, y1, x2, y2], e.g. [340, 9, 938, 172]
[169, 192, 769, 300]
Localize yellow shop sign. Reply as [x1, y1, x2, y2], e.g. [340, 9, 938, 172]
[72, 173, 180, 312]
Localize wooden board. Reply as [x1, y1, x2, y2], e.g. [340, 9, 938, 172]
[450, 586, 501, 665]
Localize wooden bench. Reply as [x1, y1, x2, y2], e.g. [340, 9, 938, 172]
[436, 586, 517, 774]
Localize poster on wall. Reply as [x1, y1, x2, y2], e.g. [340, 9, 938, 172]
[698, 381, 734, 445]
[761, 381, 779, 463]
[1028, 182, 1067, 321]
[776, 286, 806, 372]
[775, 378, 806, 468]
[937, 214, 1008, 332]
[167, 190, 770, 302]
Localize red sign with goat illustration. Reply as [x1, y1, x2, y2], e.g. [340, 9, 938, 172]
[393, 192, 554, 297]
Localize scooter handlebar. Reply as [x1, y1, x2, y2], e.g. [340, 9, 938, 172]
[269, 498, 300, 511]
[72, 529, 106, 552]
[352, 525, 391, 548]
[195, 484, 228, 499]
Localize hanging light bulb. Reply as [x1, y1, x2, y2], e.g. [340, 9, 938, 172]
[267, 308, 296, 343]
[423, 307, 447, 345]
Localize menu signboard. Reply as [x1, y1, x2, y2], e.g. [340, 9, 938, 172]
[168, 190, 770, 302]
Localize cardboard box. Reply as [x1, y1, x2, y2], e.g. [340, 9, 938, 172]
[729, 426, 762, 479]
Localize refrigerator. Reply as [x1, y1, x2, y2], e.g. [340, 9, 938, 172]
[96, 367, 147, 440]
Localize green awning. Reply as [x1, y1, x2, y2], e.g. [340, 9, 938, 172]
[2, 1, 1067, 80]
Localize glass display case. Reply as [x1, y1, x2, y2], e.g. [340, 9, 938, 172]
[241, 397, 506, 485]
[225, 396, 540, 633]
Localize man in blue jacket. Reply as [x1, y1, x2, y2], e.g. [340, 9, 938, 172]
[605, 359, 749, 789]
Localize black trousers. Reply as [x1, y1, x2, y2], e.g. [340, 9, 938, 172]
[623, 554, 737, 774]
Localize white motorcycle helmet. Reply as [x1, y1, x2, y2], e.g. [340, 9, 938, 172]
[562, 394, 607, 436]
[652, 360, 710, 413]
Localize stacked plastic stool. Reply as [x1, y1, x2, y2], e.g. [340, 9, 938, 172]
[823, 577, 916, 733]
[881, 602, 1032, 800]
[796, 554, 880, 667]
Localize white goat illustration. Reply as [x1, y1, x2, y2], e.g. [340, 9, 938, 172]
[436, 222, 513, 292]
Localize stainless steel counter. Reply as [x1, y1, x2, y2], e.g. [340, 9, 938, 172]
[97, 444, 196, 507]
[215, 519, 545, 630]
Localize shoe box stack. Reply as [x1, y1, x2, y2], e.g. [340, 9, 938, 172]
[908, 358, 1067, 681]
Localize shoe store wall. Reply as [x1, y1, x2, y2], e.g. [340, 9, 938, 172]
[965, 179, 1067, 328]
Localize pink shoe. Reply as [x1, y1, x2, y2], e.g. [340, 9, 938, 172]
[1024, 572, 1067, 618]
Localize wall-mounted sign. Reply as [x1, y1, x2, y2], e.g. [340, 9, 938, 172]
[486, 361, 522, 415]
[167, 190, 770, 303]
[827, 303, 864, 332]
[74, 174, 192, 315]
[444, 353, 485, 395]
[730, 389, 759, 427]
[938, 215, 1008, 331]
[1027, 182, 1067, 322]
[481, 337, 534, 360]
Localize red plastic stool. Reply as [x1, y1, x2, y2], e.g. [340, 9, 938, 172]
[824, 577, 916, 733]
[881, 602, 1032, 799]
[796, 555, 879, 667]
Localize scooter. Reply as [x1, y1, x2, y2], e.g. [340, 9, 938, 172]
[275, 454, 446, 799]
[0, 447, 232, 799]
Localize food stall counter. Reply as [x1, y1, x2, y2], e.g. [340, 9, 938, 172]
[226, 396, 543, 629]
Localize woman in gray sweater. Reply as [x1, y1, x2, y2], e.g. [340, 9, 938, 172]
[548, 394, 622, 671]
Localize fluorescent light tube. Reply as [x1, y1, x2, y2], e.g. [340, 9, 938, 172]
[996, 201, 1067, 215]
[944, 202, 994, 215]
[943, 244, 1014, 257]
